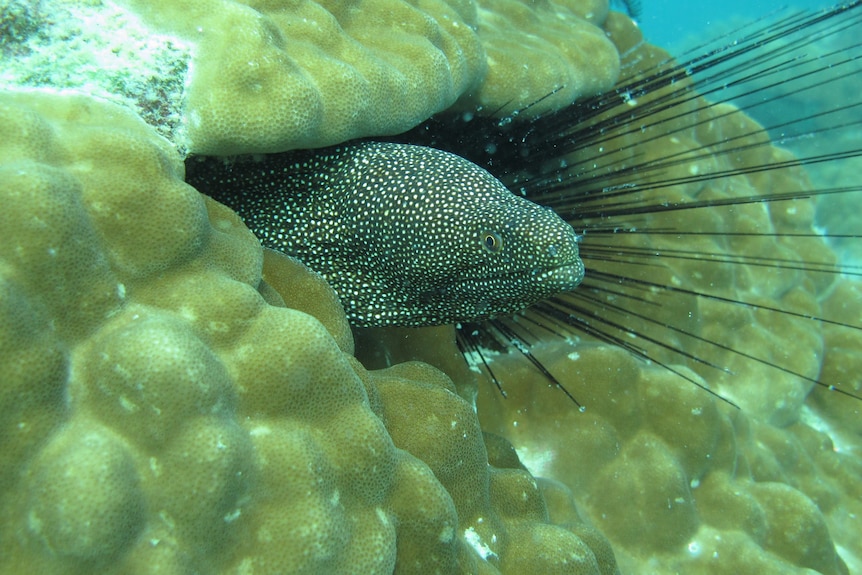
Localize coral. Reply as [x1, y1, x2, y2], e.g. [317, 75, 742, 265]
[129, 0, 488, 154]
[461, 0, 619, 117]
[0, 1, 190, 145]
[357, 311, 858, 574]
[473, 341, 856, 575]
[0, 0, 619, 155]
[0, 90, 619, 574]
[260, 248, 355, 355]
[0, 0, 44, 56]
[809, 279, 862, 440]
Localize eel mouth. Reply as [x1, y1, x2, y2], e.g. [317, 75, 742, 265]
[415, 256, 586, 313]
[409, 257, 586, 325]
[536, 259, 585, 293]
[459, 257, 587, 302]
[452, 256, 586, 294]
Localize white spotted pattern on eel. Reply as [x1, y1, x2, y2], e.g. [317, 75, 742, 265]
[186, 142, 584, 328]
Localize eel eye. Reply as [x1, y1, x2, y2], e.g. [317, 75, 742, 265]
[482, 231, 503, 253]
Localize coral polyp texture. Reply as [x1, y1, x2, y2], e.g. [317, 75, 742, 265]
[474, 340, 861, 575]
[0, 0, 619, 155]
[0, 91, 619, 574]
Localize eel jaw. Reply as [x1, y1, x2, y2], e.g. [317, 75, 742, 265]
[534, 259, 585, 294]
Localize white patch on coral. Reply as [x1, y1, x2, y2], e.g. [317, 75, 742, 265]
[0, 0, 191, 152]
[513, 445, 556, 478]
[247, 425, 272, 437]
[463, 526, 497, 560]
[687, 539, 702, 557]
[800, 403, 855, 454]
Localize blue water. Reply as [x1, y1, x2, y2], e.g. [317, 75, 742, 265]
[635, 0, 838, 53]
[628, 0, 861, 268]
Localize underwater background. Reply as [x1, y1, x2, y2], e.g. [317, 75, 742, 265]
[643, 0, 862, 270]
[639, 0, 839, 50]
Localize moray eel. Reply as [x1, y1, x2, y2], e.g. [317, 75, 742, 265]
[186, 142, 584, 327]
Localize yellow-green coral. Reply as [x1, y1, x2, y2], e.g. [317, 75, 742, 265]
[0, 90, 618, 574]
[462, 0, 619, 117]
[148, 0, 619, 153]
[474, 339, 858, 575]
[127, 0, 485, 154]
[0, 0, 620, 154]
